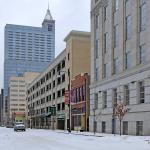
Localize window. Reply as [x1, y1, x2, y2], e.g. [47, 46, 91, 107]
[53, 93, 55, 100]
[113, 57, 119, 74]
[62, 74, 65, 82]
[57, 90, 61, 98]
[62, 102, 65, 110]
[125, 0, 131, 11]
[95, 0, 98, 3]
[114, 24, 119, 47]
[94, 93, 98, 109]
[139, 81, 145, 103]
[104, 32, 108, 53]
[136, 121, 143, 136]
[53, 69, 55, 75]
[123, 121, 128, 135]
[104, 6, 108, 21]
[57, 77, 61, 85]
[103, 91, 107, 108]
[102, 122, 106, 133]
[95, 67, 99, 81]
[62, 60, 65, 68]
[95, 39, 99, 58]
[68, 53, 70, 60]
[113, 88, 117, 107]
[140, 1, 146, 31]
[57, 104, 61, 111]
[48, 25, 53, 31]
[139, 44, 146, 64]
[125, 51, 132, 69]
[103, 63, 108, 78]
[62, 88, 65, 96]
[114, 0, 119, 12]
[126, 15, 132, 40]
[95, 14, 99, 29]
[94, 121, 97, 133]
[53, 80, 55, 88]
[124, 85, 130, 105]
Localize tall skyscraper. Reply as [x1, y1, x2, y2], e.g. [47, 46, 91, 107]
[4, 7, 55, 96]
[3, 7, 55, 121]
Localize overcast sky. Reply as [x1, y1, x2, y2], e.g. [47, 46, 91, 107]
[0, 0, 90, 90]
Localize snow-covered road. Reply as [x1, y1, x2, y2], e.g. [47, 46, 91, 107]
[0, 127, 150, 150]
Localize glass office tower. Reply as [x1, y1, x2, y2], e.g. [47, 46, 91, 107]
[4, 8, 55, 97]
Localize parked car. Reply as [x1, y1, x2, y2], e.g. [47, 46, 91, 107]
[14, 122, 26, 132]
[6, 124, 13, 128]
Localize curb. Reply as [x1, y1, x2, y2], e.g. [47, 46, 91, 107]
[55, 131, 103, 137]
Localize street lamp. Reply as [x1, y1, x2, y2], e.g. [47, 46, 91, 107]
[58, 70, 71, 132]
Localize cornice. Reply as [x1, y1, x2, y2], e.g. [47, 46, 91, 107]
[91, 0, 108, 16]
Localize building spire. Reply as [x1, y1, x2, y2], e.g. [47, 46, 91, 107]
[48, 1, 49, 10]
[43, 1, 53, 22]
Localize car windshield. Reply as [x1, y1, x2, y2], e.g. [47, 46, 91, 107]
[15, 122, 24, 125]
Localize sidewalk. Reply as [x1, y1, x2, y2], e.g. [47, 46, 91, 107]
[55, 130, 103, 137]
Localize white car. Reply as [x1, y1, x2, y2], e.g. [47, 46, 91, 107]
[14, 122, 26, 132]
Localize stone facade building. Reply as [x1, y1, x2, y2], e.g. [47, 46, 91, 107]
[7, 72, 39, 125]
[0, 89, 4, 125]
[90, 0, 150, 135]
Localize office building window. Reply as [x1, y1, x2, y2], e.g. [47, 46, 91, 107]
[126, 15, 132, 40]
[140, 1, 146, 31]
[48, 25, 53, 31]
[103, 91, 107, 108]
[104, 32, 108, 53]
[114, 0, 119, 12]
[125, 51, 132, 69]
[95, 39, 99, 58]
[102, 121, 106, 133]
[95, 14, 99, 29]
[123, 121, 128, 135]
[103, 63, 108, 78]
[104, 5, 108, 21]
[113, 57, 119, 74]
[94, 93, 98, 109]
[124, 85, 130, 105]
[136, 121, 143, 136]
[139, 44, 146, 64]
[114, 24, 119, 47]
[95, 0, 99, 3]
[139, 81, 145, 103]
[95, 67, 99, 81]
[113, 88, 117, 107]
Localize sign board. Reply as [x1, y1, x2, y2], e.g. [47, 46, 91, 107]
[65, 90, 70, 105]
[50, 106, 56, 116]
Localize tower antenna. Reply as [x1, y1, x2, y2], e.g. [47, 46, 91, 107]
[48, 1, 50, 10]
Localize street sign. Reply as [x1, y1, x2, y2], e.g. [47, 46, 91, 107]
[50, 106, 56, 116]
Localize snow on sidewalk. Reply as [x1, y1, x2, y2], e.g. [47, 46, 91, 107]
[0, 127, 150, 150]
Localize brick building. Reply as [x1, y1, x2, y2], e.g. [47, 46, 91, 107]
[71, 73, 90, 131]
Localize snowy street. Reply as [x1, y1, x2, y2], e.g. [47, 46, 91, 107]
[0, 127, 150, 150]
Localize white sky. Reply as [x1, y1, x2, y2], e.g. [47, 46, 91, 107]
[0, 0, 90, 90]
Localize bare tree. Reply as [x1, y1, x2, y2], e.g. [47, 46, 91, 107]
[114, 96, 129, 136]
